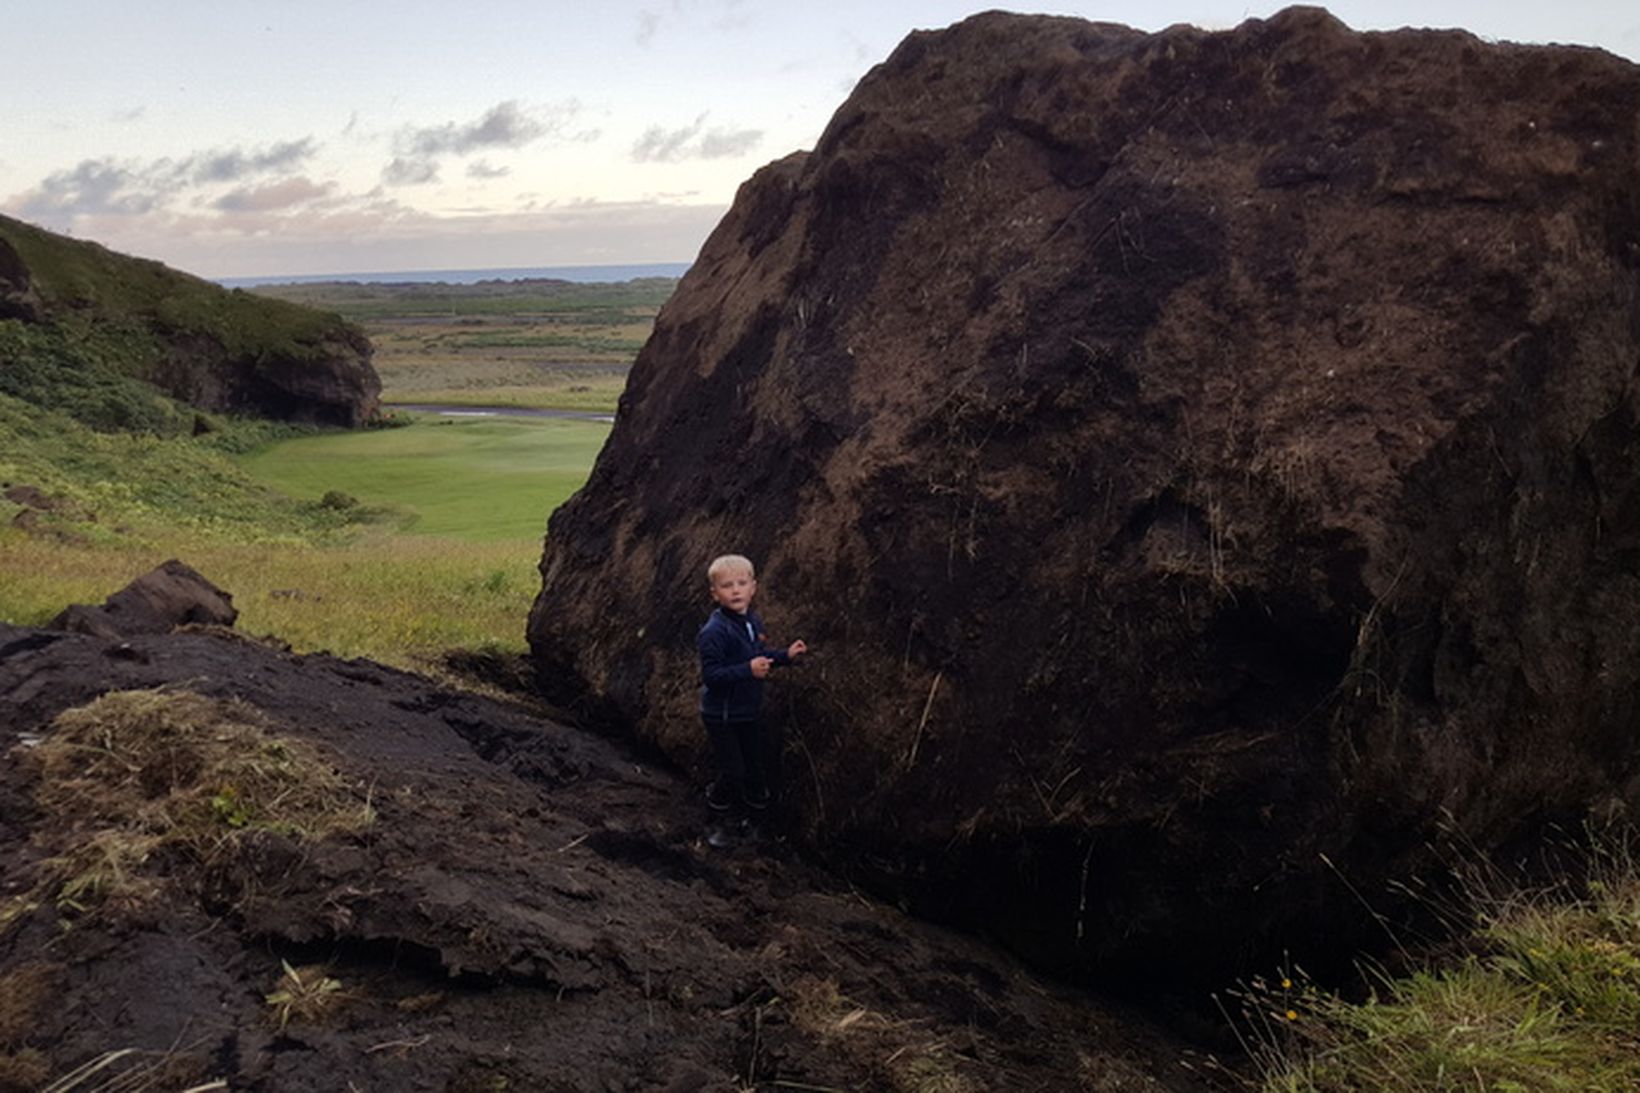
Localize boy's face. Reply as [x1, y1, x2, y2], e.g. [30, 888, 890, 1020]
[710, 569, 757, 614]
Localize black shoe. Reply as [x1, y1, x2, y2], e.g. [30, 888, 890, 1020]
[705, 781, 734, 812]
[742, 785, 771, 811]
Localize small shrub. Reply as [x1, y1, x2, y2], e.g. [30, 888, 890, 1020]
[319, 489, 359, 511]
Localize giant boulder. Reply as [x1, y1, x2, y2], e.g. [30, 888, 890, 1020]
[530, 8, 1640, 979]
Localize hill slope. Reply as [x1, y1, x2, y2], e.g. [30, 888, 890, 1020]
[0, 621, 1211, 1092]
[0, 215, 378, 429]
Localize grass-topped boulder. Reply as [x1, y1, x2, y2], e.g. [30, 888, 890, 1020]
[0, 213, 379, 429]
[529, 8, 1640, 985]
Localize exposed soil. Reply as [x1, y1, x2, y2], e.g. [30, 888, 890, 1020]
[0, 623, 1222, 1092]
[528, 7, 1640, 985]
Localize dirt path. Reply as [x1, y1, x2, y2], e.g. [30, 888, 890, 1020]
[0, 624, 1222, 1091]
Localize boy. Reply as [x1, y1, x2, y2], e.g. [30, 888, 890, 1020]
[698, 554, 806, 843]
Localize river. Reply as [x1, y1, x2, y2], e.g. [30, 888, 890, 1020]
[390, 403, 616, 424]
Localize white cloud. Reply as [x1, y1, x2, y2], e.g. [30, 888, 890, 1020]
[12, 158, 175, 220]
[58, 198, 727, 277]
[632, 115, 763, 163]
[191, 138, 317, 183]
[383, 100, 586, 187]
[635, 9, 661, 46]
[214, 176, 335, 212]
[382, 156, 441, 187]
[466, 159, 511, 179]
[7, 137, 323, 227]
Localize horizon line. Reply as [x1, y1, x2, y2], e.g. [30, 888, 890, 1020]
[214, 259, 694, 287]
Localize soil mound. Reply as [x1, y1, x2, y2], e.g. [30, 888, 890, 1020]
[0, 623, 1209, 1091]
[528, 8, 1640, 980]
[49, 559, 237, 640]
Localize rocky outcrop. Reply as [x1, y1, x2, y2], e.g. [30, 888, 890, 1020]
[0, 235, 43, 323]
[529, 8, 1640, 979]
[51, 560, 238, 640]
[150, 316, 380, 427]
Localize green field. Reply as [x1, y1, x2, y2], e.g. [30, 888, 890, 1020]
[251, 278, 672, 413]
[0, 391, 605, 668]
[236, 415, 609, 541]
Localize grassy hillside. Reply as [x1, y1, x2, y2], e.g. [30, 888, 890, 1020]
[0, 214, 376, 428]
[1, 214, 342, 354]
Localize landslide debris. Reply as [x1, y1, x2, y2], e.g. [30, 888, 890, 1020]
[0, 622, 1214, 1091]
[527, 6, 1640, 984]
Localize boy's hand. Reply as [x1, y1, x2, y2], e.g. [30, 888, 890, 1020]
[750, 656, 773, 678]
[787, 640, 808, 660]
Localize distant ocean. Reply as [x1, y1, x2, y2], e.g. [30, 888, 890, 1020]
[214, 262, 692, 289]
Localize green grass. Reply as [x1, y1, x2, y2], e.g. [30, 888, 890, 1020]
[1246, 837, 1640, 1092]
[235, 414, 608, 541]
[0, 528, 542, 667]
[0, 392, 344, 540]
[0, 392, 599, 667]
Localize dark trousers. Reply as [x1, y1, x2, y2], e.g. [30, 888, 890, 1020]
[704, 716, 773, 807]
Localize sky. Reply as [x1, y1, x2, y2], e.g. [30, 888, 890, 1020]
[6, 1, 1637, 279]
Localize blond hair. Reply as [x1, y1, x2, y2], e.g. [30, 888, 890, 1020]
[707, 553, 755, 583]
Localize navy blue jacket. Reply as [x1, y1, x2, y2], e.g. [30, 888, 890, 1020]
[698, 606, 789, 722]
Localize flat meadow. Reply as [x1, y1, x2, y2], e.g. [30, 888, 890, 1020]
[237, 414, 609, 541]
[253, 277, 670, 412]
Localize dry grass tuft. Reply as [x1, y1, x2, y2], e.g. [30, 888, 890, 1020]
[33, 1047, 214, 1093]
[781, 977, 975, 1092]
[888, 1052, 978, 1093]
[785, 975, 901, 1039]
[20, 688, 372, 916]
[265, 960, 346, 1030]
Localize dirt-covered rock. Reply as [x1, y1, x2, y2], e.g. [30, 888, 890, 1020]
[49, 559, 237, 640]
[528, 7, 1640, 980]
